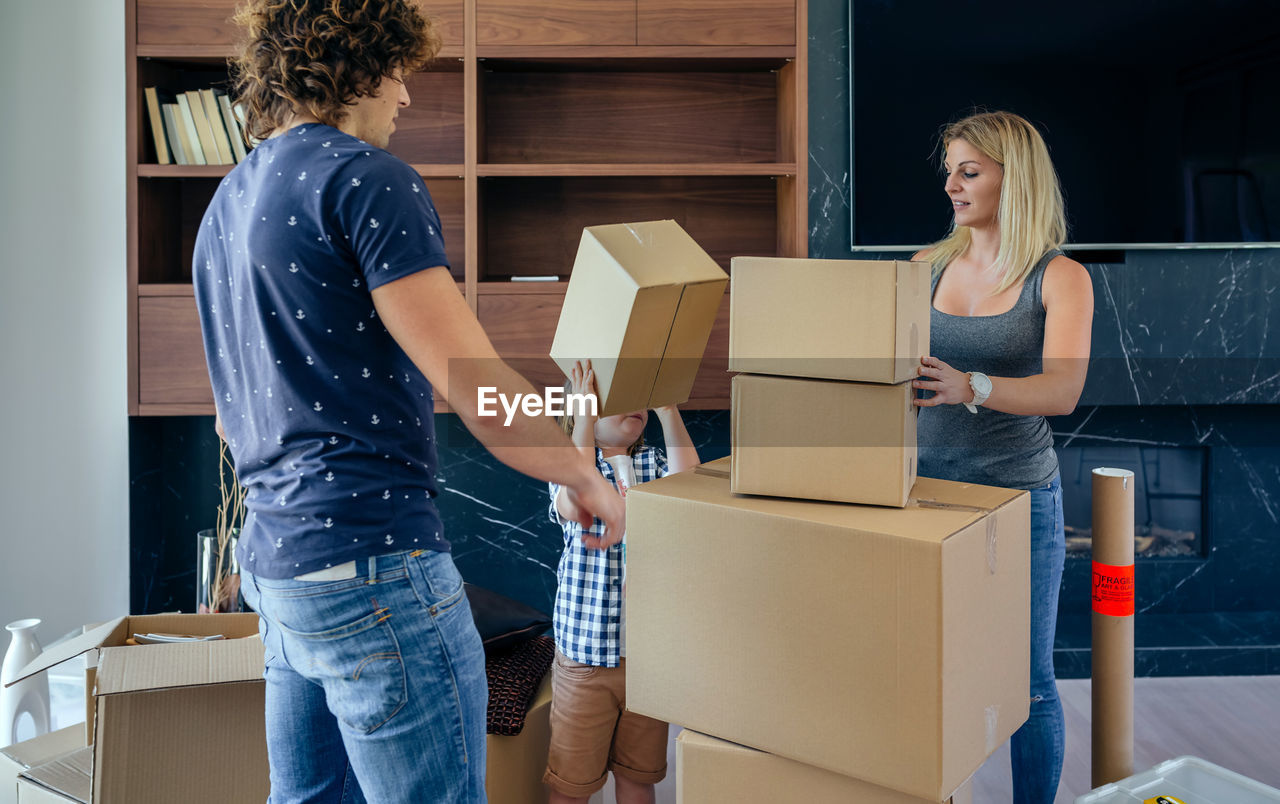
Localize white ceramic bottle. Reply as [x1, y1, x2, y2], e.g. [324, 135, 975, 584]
[0, 619, 51, 747]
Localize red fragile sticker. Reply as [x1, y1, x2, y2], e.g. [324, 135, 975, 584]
[1092, 561, 1135, 617]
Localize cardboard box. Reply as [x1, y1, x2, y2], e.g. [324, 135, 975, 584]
[551, 220, 728, 416]
[1, 727, 83, 804]
[485, 671, 552, 804]
[676, 730, 973, 804]
[731, 373, 916, 507]
[15, 748, 89, 804]
[7, 614, 268, 803]
[626, 458, 1029, 800]
[729, 257, 930, 384]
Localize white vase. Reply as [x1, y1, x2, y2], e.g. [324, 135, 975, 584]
[0, 619, 51, 748]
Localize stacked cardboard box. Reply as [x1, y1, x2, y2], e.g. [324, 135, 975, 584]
[621, 257, 1029, 801]
[728, 256, 931, 507]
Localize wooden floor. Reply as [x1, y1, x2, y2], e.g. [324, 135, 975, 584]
[594, 675, 1280, 803]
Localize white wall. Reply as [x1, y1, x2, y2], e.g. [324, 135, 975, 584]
[0, 1, 129, 644]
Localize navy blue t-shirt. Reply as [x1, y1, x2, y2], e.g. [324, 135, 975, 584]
[193, 124, 450, 579]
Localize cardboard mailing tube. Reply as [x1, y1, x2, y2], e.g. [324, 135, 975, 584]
[1091, 467, 1136, 788]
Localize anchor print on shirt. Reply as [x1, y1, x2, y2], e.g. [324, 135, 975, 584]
[287, 216, 297, 226]
[274, 538, 283, 548]
[296, 309, 306, 320]
[382, 490, 391, 500]
[371, 415, 381, 425]
[325, 472, 335, 482]
[314, 401, 323, 412]
[305, 355, 315, 365]
[385, 535, 395, 546]
[369, 218, 380, 229]
[298, 171, 307, 181]
[329, 436, 339, 445]
[356, 321, 366, 332]
[352, 178, 361, 187]
[362, 368, 371, 378]
[289, 263, 299, 273]
[324, 518, 334, 528]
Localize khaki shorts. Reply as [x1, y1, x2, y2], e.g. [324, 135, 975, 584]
[542, 650, 669, 797]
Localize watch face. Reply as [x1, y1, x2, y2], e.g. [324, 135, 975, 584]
[973, 373, 993, 394]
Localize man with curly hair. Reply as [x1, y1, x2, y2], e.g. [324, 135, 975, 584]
[192, 2, 624, 801]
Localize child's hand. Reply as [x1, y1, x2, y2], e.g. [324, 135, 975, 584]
[570, 360, 599, 422]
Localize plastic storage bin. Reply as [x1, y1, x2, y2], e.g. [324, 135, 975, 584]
[1076, 756, 1280, 803]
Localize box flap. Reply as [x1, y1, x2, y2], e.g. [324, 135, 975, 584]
[18, 747, 92, 804]
[95, 635, 265, 695]
[6, 617, 127, 688]
[0, 726, 84, 770]
[585, 220, 726, 287]
[641, 456, 1022, 544]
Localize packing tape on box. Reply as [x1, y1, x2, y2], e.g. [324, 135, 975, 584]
[985, 705, 999, 754]
[986, 518, 998, 575]
[695, 463, 731, 480]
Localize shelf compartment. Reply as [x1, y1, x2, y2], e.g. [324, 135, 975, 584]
[476, 46, 794, 65]
[138, 295, 212, 406]
[136, 176, 464, 284]
[478, 163, 795, 176]
[136, 0, 465, 53]
[478, 175, 777, 281]
[386, 70, 466, 165]
[483, 71, 779, 163]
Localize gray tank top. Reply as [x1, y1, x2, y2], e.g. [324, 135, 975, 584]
[916, 250, 1062, 490]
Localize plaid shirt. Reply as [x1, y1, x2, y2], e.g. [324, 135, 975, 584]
[548, 446, 668, 667]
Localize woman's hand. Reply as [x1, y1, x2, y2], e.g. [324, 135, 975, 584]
[913, 355, 975, 408]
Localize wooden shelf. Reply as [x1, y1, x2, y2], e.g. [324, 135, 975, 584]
[478, 163, 795, 177]
[127, 0, 807, 415]
[138, 164, 231, 178]
[477, 45, 794, 65]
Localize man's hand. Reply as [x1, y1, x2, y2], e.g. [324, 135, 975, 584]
[564, 466, 626, 550]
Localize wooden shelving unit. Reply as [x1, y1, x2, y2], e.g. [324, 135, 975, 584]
[127, 0, 807, 416]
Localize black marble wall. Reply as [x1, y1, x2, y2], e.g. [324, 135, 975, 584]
[128, 1, 1280, 679]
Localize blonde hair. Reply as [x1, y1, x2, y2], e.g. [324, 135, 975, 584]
[926, 110, 1067, 295]
[557, 380, 644, 457]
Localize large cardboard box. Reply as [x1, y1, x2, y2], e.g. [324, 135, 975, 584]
[627, 458, 1029, 801]
[731, 373, 916, 507]
[1, 727, 83, 804]
[485, 672, 552, 804]
[676, 730, 972, 804]
[550, 220, 728, 416]
[6, 614, 268, 803]
[729, 257, 930, 384]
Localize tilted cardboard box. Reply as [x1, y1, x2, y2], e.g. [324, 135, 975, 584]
[731, 373, 917, 507]
[551, 220, 728, 417]
[485, 671, 552, 804]
[676, 730, 972, 804]
[626, 458, 1029, 801]
[1, 727, 83, 804]
[6, 614, 267, 803]
[729, 257, 930, 384]
[15, 748, 88, 804]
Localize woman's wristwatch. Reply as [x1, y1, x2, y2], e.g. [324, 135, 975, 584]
[964, 372, 992, 414]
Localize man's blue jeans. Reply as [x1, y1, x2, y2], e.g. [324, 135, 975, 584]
[241, 549, 488, 804]
[1010, 475, 1067, 804]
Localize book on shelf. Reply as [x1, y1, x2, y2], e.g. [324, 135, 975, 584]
[183, 90, 222, 165]
[217, 93, 249, 162]
[142, 87, 172, 165]
[173, 94, 207, 165]
[161, 103, 190, 165]
[199, 89, 236, 165]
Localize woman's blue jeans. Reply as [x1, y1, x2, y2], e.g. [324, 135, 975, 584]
[1010, 475, 1067, 804]
[241, 549, 488, 804]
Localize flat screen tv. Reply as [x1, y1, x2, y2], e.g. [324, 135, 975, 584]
[849, 0, 1280, 249]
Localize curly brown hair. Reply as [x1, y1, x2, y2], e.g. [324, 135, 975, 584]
[230, 0, 441, 143]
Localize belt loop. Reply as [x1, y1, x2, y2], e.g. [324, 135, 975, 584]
[368, 556, 378, 584]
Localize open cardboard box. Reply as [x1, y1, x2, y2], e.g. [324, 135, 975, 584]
[550, 220, 728, 417]
[1, 726, 83, 804]
[5, 614, 267, 803]
[627, 457, 1029, 801]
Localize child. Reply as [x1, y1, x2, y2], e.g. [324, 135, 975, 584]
[543, 359, 700, 804]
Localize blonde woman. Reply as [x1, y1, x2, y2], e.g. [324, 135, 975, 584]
[912, 110, 1093, 804]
